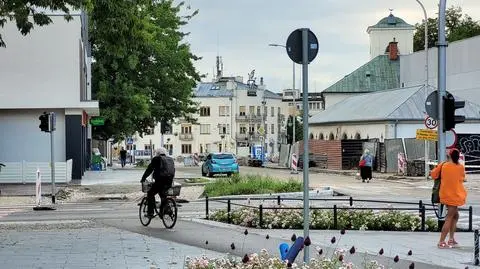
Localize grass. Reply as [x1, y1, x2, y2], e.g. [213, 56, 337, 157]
[203, 174, 302, 197]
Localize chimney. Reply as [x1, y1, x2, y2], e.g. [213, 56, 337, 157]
[388, 38, 398, 60]
[260, 77, 264, 85]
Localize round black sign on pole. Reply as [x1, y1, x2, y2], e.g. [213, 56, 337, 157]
[286, 28, 319, 64]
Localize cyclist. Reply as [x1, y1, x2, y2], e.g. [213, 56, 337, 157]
[140, 147, 175, 218]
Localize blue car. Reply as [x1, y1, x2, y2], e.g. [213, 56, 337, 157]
[201, 153, 239, 177]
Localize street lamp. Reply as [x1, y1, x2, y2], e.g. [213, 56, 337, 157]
[269, 43, 298, 173]
[415, 0, 430, 179]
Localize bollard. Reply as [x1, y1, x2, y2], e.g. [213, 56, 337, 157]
[474, 230, 479, 266]
[227, 199, 231, 224]
[259, 204, 263, 228]
[333, 205, 338, 229]
[277, 195, 281, 206]
[349, 196, 353, 206]
[205, 196, 209, 220]
[421, 205, 426, 231]
[418, 200, 423, 215]
[469, 206, 473, 232]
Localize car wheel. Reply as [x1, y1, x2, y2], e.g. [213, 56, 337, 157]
[201, 166, 206, 177]
[227, 173, 232, 177]
[207, 167, 214, 178]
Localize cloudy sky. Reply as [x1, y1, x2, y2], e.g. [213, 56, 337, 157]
[181, 0, 480, 93]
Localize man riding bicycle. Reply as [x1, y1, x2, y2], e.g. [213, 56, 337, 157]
[140, 147, 175, 218]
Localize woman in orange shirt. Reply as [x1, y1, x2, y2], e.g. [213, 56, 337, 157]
[430, 148, 466, 249]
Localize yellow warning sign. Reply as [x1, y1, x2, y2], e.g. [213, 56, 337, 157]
[416, 129, 438, 141]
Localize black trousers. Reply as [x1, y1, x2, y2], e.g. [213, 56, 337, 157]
[360, 166, 372, 180]
[147, 181, 168, 215]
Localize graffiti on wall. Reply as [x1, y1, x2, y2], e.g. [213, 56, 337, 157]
[456, 134, 480, 173]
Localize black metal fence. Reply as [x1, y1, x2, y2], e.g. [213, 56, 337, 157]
[205, 195, 474, 232]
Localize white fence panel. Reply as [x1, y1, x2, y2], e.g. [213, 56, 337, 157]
[0, 159, 72, 183]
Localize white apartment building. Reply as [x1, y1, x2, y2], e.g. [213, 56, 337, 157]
[129, 76, 288, 158]
[0, 12, 99, 181]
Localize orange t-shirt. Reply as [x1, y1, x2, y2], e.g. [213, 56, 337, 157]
[430, 162, 466, 206]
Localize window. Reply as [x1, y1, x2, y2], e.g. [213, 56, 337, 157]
[271, 124, 275, 134]
[249, 124, 255, 133]
[200, 124, 210, 134]
[249, 106, 255, 115]
[218, 124, 230, 134]
[200, 106, 210, 117]
[277, 107, 281, 115]
[219, 106, 230, 116]
[239, 106, 246, 116]
[181, 144, 192, 154]
[239, 124, 247, 134]
[181, 125, 192, 134]
[271, 107, 274, 117]
[264, 106, 268, 117]
[165, 144, 173, 155]
[257, 106, 261, 116]
[145, 127, 154, 135]
[144, 144, 153, 150]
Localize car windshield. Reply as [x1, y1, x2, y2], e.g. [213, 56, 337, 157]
[213, 154, 234, 159]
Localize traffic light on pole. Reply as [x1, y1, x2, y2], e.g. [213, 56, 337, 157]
[39, 112, 50, 132]
[443, 93, 465, 132]
[160, 120, 172, 134]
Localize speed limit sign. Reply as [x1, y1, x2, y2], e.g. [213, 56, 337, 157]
[424, 116, 438, 129]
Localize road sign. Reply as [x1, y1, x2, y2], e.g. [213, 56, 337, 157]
[424, 116, 438, 129]
[416, 129, 438, 141]
[446, 129, 458, 149]
[258, 126, 265, 136]
[126, 137, 134, 145]
[286, 29, 319, 64]
[90, 117, 105, 126]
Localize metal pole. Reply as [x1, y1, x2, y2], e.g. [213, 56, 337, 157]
[50, 123, 56, 204]
[292, 61, 298, 174]
[150, 139, 153, 160]
[438, 0, 447, 162]
[416, 0, 430, 179]
[301, 28, 310, 263]
[437, 0, 448, 228]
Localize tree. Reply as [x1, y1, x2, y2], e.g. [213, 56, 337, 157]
[90, 0, 201, 141]
[0, 0, 88, 47]
[286, 115, 303, 144]
[414, 6, 480, 51]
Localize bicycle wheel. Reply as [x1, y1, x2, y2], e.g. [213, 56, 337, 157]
[161, 198, 178, 229]
[138, 197, 152, 227]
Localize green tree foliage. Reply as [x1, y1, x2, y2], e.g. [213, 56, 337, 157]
[90, 0, 201, 141]
[0, 0, 87, 47]
[286, 115, 303, 144]
[414, 6, 480, 52]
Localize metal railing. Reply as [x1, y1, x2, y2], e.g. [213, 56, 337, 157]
[204, 195, 474, 232]
[179, 133, 193, 141]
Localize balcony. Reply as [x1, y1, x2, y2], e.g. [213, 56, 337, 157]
[236, 132, 261, 141]
[179, 133, 193, 141]
[235, 114, 265, 122]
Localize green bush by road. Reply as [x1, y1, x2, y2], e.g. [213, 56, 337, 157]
[203, 174, 302, 197]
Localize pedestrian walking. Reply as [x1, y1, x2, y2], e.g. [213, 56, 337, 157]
[120, 147, 127, 168]
[430, 148, 466, 249]
[359, 149, 373, 183]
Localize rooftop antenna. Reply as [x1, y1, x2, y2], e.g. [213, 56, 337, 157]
[389, 8, 394, 15]
[215, 31, 223, 79]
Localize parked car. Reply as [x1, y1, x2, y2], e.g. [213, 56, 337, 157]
[201, 153, 239, 177]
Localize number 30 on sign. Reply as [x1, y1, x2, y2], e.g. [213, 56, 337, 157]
[424, 116, 438, 129]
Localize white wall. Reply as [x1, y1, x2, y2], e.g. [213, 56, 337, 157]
[0, 109, 66, 162]
[369, 28, 414, 59]
[310, 123, 387, 141]
[0, 16, 82, 109]
[400, 35, 480, 105]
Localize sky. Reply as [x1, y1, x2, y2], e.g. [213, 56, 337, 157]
[181, 0, 480, 93]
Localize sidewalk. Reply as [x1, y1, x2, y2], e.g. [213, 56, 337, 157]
[0, 226, 224, 269]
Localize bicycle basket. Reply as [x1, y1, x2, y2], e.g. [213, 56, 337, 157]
[167, 183, 181, 196]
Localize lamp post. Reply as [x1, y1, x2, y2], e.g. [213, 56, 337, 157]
[416, 0, 430, 180]
[269, 43, 298, 173]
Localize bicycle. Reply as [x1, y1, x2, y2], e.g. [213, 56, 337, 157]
[138, 180, 180, 228]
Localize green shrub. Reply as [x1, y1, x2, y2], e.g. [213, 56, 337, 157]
[203, 174, 302, 197]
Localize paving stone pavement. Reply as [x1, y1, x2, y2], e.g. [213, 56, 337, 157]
[0, 227, 225, 269]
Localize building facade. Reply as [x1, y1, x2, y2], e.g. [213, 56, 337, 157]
[129, 76, 288, 158]
[0, 12, 99, 180]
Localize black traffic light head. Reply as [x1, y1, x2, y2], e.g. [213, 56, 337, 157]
[39, 112, 50, 132]
[443, 93, 465, 132]
[160, 120, 172, 134]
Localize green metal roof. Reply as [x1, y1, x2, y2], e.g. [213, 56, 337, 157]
[322, 55, 400, 93]
[367, 14, 414, 31]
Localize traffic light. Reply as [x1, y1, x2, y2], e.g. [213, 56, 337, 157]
[160, 120, 172, 134]
[39, 112, 50, 132]
[443, 93, 465, 131]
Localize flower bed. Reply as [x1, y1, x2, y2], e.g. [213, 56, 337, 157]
[186, 248, 398, 269]
[210, 206, 438, 231]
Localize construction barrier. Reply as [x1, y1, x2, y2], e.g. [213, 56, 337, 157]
[193, 153, 200, 166]
[291, 153, 298, 172]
